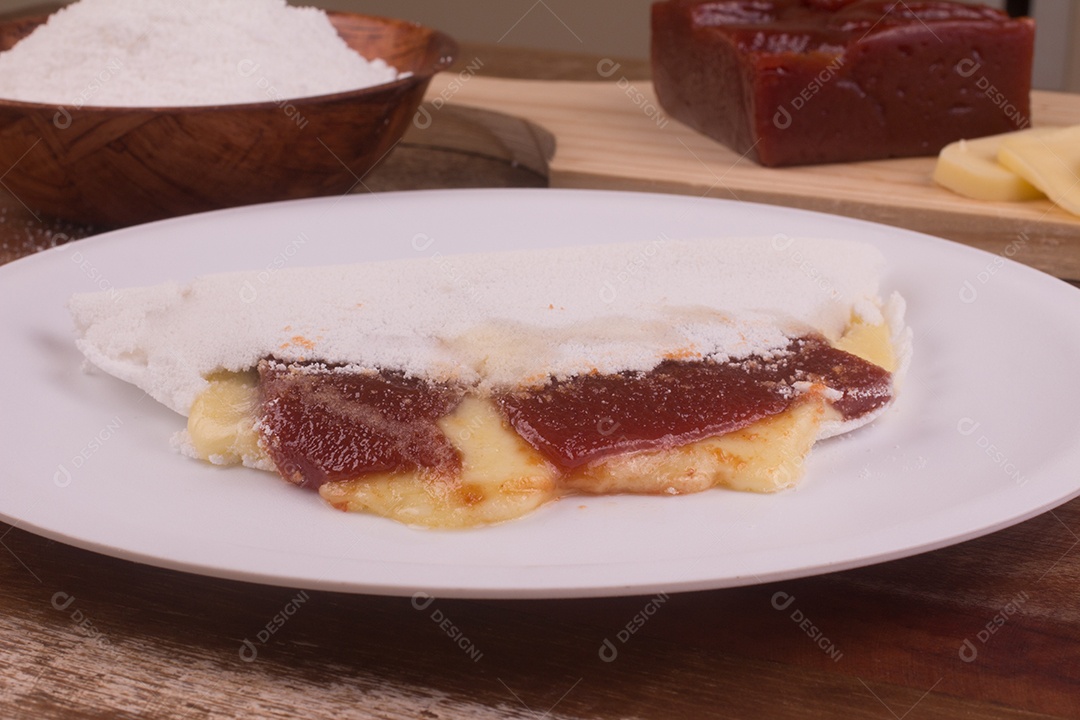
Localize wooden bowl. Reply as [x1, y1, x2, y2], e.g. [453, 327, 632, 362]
[0, 12, 457, 227]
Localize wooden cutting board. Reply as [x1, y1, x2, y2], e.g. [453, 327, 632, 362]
[422, 75, 1080, 281]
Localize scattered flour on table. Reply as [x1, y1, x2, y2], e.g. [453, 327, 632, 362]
[0, 0, 405, 106]
[0, 207, 92, 264]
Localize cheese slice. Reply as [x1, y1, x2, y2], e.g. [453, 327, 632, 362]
[933, 130, 1048, 202]
[998, 125, 1080, 217]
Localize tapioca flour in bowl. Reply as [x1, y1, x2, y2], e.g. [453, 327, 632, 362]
[0, 2, 455, 224]
[0, 0, 407, 107]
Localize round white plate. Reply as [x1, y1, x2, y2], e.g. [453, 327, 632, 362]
[2, 189, 1079, 598]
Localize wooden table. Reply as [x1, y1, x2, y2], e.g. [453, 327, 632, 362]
[3, 43, 1080, 720]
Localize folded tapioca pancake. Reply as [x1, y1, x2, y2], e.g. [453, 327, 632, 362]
[69, 236, 911, 528]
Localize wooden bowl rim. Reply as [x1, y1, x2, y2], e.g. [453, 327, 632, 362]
[0, 9, 458, 114]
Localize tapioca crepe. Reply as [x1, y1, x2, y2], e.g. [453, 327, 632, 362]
[69, 236, 909, 431]
[67, 236, 911, 528]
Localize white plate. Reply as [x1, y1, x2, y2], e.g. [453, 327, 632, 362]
[3, 189, 1079, 598]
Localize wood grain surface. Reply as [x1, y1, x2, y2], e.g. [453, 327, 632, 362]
[424, 75, 1080, 282]
[2, 40, 1080, 720]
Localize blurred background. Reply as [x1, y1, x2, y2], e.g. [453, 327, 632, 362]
[0, 0, 1075, 90]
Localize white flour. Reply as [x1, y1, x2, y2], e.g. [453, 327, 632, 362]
[0, 0, 404, 106]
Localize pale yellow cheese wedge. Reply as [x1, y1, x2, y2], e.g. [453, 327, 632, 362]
[998, 125, 1080, 217]
[933, 131, 1048, 202]
[834, 315, 896, 373]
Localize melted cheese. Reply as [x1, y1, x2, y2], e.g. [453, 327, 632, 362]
[562, 397, 828, 496]
[182, 319, 896, 528]
[186, 371, 265, 468]
[320, 398, 558, 529]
